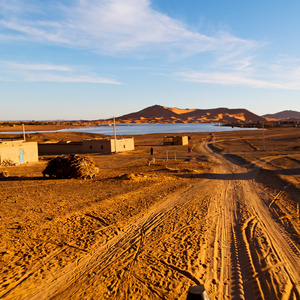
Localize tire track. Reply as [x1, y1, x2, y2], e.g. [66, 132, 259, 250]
[231, 159, 300, 299]
[14, 183, 211, 300]
[207, 140, 300, 299]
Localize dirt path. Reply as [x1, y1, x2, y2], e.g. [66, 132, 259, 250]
[204, 141, 300, 299]
[3, 140, 300, 299]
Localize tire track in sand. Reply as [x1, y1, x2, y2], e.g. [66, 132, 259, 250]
[205, 141, 300, 299]
[11, 183, 212, 300]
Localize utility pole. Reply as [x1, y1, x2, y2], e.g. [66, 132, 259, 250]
[22, 124, 26, 142]
[113, 116, 117, 153]
[262, 121, 265, 151]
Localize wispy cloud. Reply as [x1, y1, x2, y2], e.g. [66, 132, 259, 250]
[175, 59, 300, 90]
[5, 62, 72, 71]
[175, 70, 282, 89]
[0, 0, 258, 58]
[0, 61, 122, 84]
[22, 73, 122, 84]
[1, 0, 299, 90]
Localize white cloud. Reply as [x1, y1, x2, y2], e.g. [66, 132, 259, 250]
[0, 0, 258, 57]
[65, 0, 258, 57]
[23, 73, 122, 84]
[2, 0, 299, 90]
[175, 70, 289, 89]
[0, 61, 122, 84]
[5, 62, 72, 71]
[175, 63, 300, 90]
[0, 0, 26, 14]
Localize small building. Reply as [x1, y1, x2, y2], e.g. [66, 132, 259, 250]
[0, 140, 38, 165]
[83, 138, 134, 153]
[38, 138, 134, 155]
[163, 136, 189, 146]
[38, 141, 83, 155]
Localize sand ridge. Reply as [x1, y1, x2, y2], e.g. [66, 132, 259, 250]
[164, 107, 197, 115]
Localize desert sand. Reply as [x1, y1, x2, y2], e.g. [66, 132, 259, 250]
[0, 128, 300, 299]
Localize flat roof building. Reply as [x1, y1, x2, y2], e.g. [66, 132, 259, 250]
[38, 138, 135, 155]
[163, 136, 189, 146]
[0, 140, 38, 165]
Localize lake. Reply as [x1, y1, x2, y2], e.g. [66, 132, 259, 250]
[54, 123, 258, 135]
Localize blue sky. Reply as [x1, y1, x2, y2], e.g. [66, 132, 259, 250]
[1, 0, 300, 120]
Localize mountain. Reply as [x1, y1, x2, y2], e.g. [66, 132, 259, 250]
[110, 105, 265, 123]
[263, 110, 300, 120]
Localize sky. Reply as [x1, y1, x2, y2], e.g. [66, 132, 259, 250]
[1, 0, 300, 120]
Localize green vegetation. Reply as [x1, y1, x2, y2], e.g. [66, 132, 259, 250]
[0, 121, 54, 126]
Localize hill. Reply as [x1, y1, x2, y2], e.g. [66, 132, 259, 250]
[263, 110, 300, 120]
[110, 105, 265, 123]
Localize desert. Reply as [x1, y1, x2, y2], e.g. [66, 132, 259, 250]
[0, 127, 300, 299]
[2, 0, 300, 298]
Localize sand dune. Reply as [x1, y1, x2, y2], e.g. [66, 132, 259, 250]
[164, 106, 197, 115]
[114, 105, 264, 123]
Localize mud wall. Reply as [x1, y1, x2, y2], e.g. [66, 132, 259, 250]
[0, 140, 38, 164]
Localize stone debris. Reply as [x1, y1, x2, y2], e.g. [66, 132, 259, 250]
[1, 159, 16, 166]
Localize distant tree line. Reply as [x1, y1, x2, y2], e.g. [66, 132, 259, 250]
[0, 121, 55, 126]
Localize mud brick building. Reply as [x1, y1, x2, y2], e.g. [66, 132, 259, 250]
[0, 140, 38, 165]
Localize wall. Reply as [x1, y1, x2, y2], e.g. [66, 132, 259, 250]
[163, 136, 189, 146]
[111, 138, 135, 152]
[39, 138, 135, 155]
[82, 139, 111, 153]
[38, 141, 83, 155]
[84, 138, 135, 153]
[0, 140, 38, 164]
[173, 136, 189, 145]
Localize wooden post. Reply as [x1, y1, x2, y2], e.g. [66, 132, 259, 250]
[175, 151, 177, 161]
[166, 151, 168, 162]
[113, 116, 117, 153]
[262, 121, 265, 151]
[22, 124, 26, 142]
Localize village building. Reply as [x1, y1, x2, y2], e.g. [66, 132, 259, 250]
[0, 140, 39, 165]
[82, 138, 134, 153]
[38, 138, 134, 155]
[163, 135, 189, 146]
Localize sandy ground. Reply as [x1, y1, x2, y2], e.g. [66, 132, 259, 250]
[0, 128, 300, 299]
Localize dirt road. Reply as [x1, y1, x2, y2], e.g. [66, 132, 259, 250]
[2, 137, 299, 300]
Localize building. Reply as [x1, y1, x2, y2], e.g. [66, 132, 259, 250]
[38, 141, 83, 155]
[38, 138, 134, 155]
[82, 138, 134, 153]
[0, 140, 39, 165]
[163, 135, 189, 146]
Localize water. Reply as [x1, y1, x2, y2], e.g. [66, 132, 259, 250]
[5, 123, 259, 135]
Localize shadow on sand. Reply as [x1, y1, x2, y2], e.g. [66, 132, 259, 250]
[0, 176, 59, 181]
[178, 167, 300, 181]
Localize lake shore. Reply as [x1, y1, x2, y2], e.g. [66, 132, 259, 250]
[0, 124, 76, 133]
